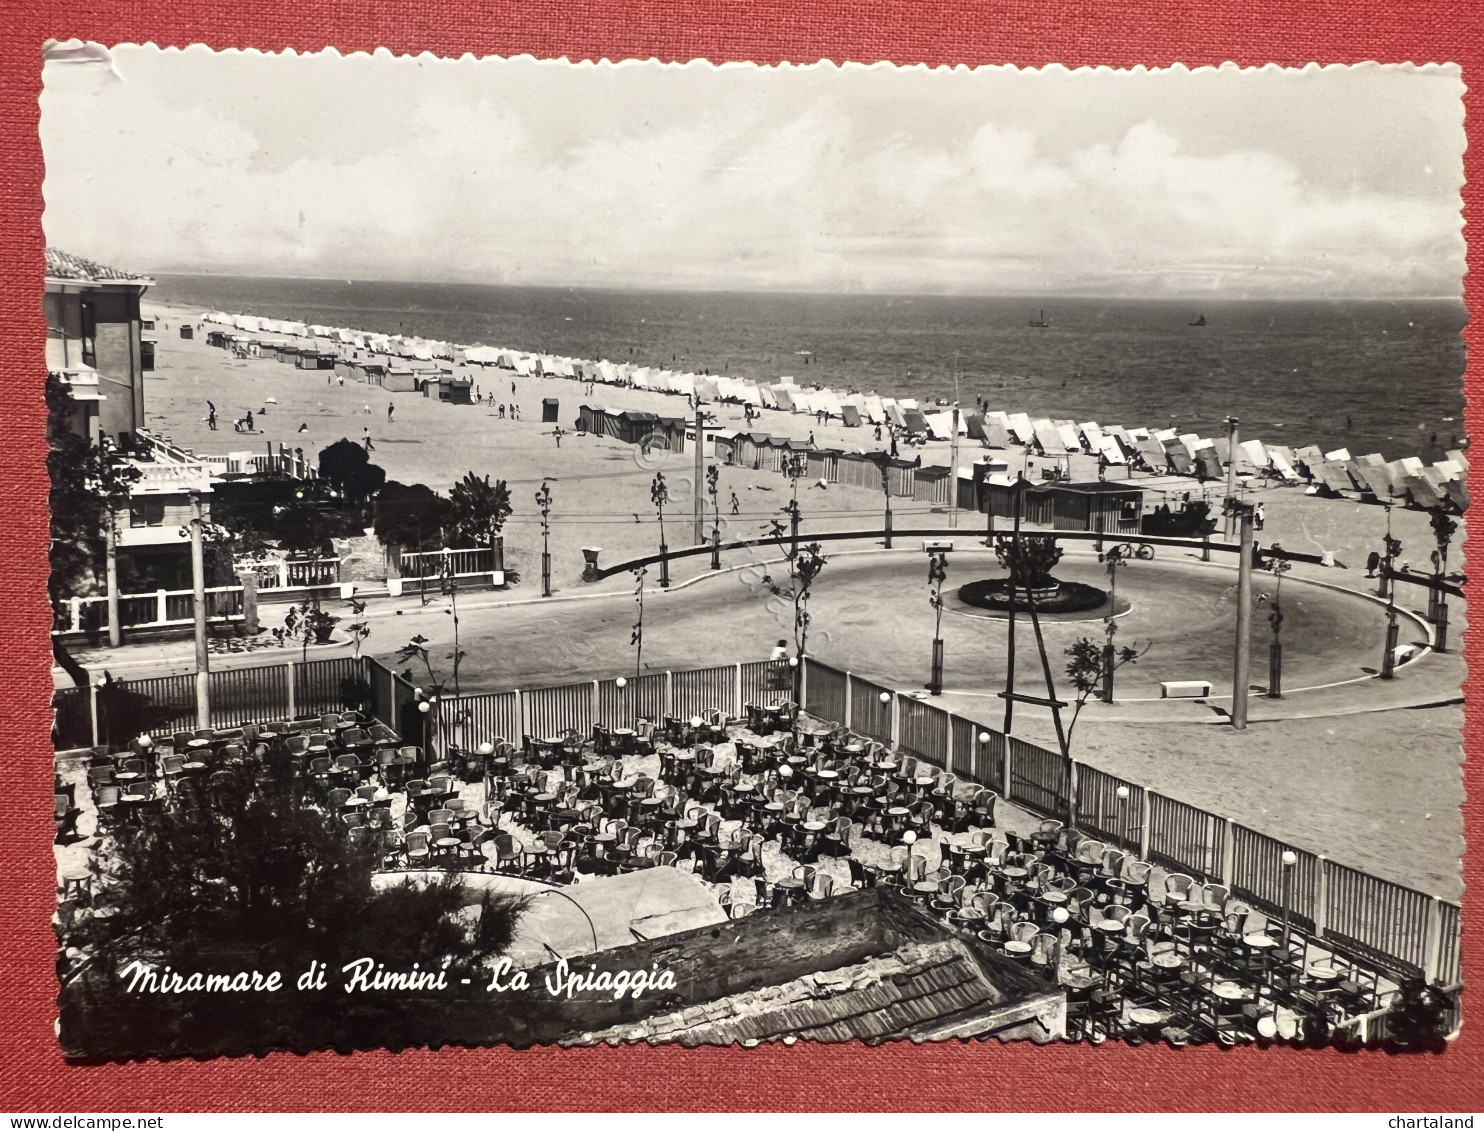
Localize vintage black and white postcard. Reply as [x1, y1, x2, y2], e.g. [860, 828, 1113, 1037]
[42, 47, 1466, 1060]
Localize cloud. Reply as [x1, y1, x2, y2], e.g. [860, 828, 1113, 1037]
[40, 55, 1465, 298]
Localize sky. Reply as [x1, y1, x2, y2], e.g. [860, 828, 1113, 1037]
[40, 46, 1467, 298]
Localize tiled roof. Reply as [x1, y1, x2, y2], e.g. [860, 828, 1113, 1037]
[44, 247, 152, 284]
[576, 939, 1012, 1047]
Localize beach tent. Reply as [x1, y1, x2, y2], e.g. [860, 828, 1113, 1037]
[861, 396, 886, 424]
[1315, 461, 1358, 493]
[1324, 447, 1352, 463]
[813, 389, 843, 418]
[1196, 448, 1223, 481]
[1079, 422, 1105, 450]
[901, 408, 930, 434]
[884, 400, 907, 428]
[1097, 435, 1127, 465]
[840, 403, 862, 427]
[1240, 439, 1271, 468]
[980, 417, 1012, 448]
[1133, 438, 1167, 472]
[1033, 423, 1066, 455]
[1005, 413, 1036, 444]
[1056, 423, 1082, 452]
[964, 412, 987, 441]
[924, 411, 954, 441]
[772, 386, 797, 412]
[1162, 440, 1195, 476]
[758, 385, 779, 409]
[737, 381, 763, 407]
[1447, 448, 1469, 472]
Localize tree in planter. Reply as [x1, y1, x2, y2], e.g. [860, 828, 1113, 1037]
[994, 533, 1064, 591]
[448, 472, 513, 549]
[57, 760, 526, 1059]
[396, 633, 467, 755]
[276, 600, 340, 663]
[344, 596, 371, 659]
[375, 481, 453, 553]
[317, 439, 387, 505]
[92, 672, 183, 747]
[1063, 637, 1149, 746]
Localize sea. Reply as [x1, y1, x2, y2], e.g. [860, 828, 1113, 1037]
[148, 276, 1468, 463]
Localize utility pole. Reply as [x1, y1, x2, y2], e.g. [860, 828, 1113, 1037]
[104, 509, 121, 648]
[949, 353, 961, 529]
[693, 402, 706, 545]
[1223, 416, 1240, 539]
[190, 491, 211, 729]
[1231, 500, 1254, 731]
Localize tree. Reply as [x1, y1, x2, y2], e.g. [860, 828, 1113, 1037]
[45, 374, 142, 608]
[1064, 637, 1149, 745]
[58, 761, 526, 1059]
[447, 472, 513, 548]
[375, 481, 452, 551]
[994, 533, 1063, 589]
[317, 439, 387, 505]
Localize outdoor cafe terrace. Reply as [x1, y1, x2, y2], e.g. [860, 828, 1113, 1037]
[53, 654, 1462, 1048]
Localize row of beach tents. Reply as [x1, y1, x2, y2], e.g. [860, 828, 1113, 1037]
[201, 312, 1466, 511]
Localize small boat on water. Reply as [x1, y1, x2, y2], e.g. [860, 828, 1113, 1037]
[1029, 310, 1051, 328]
[1189, 313, 1207, 327]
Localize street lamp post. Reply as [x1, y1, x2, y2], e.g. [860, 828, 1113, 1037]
[535, 481, 553, 598]
[1115, 784, 1130, 850]
[1380, 510, 1403, 680]
[707, 465, 721, 571]
[926, 550, 948, 696]
[651, 472, 671, 589]
[878, 459, 894, 549]
[1096, 542, 1129, 704]
[1264, 547, 1290, 698]
[1280, 849, 1298, 954]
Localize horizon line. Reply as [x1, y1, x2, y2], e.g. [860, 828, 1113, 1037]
[136, 267, 1466, 305]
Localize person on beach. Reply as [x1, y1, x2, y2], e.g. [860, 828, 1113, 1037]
[730, 491, 740, 515]
[498, 404, 506, 418]
[874, 424, 882, 441]
[338, 375, 345, 386]
[512, 380, 516, 395]
[206, 401, 217, 431]
[808, 431, 817, 448]
[298, 422, 309, 433]
[552, 427, 563, 448]
[363, 427, 375, 451]
[890, 435, 899, 459]
[1254, 503, 1266, 531]
[364, 404, 371, 414]
[387, 402, 395, 421]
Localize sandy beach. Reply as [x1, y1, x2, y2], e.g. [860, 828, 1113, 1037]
[96, 299, 1466, 898]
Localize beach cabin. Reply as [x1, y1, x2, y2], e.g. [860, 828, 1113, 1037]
[977, 474, 1053, 524]
[542, 397, 560, 423]
[383, 368, 419, 393]
[1046, 482, 1145, 534]
[424, 375, 473, 404]
[912, 465, 954, 505]
[179, 324, 193, 340]
[806, 449, 839, 483]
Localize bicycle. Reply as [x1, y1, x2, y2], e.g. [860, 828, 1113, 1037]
[1106, 541, 1155, 561]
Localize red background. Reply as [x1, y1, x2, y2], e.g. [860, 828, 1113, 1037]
[0, 0, 1479, 1112]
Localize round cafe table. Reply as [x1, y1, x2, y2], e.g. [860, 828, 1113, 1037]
[802, 820, 827, 833]
[1151, 951, 1185, 970]
[343, 796, 369, 809]
[1093, 918, 1125, 935]
[1212, 981, 1250, 1002]
[1040, 890, 1069, 905]
[815, 769, 839, 781]
[187, 738, 212, 750]
[875, 760, 900, 773]
[1306, 963, 1340, 983]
